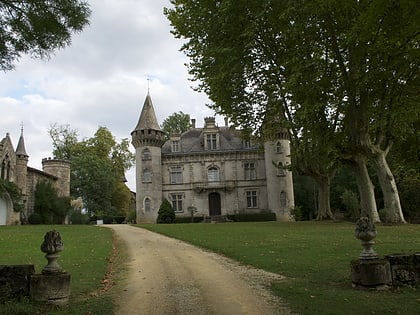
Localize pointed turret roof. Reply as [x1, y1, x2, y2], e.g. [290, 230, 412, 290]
[132, 93, 162, 132]
[15, 127, 28, 157]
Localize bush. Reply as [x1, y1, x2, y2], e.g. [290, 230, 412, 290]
[290, 206, 304, 221]
[226, 212, 276, 222]
[70, 210, 89, 224]
[28, 213, 42, 225]
[157, 199, 175, 224]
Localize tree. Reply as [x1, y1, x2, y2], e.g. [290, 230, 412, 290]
[165, 0, 419, 223]
[34, 180, 70, 224]
[161, 111, 191, 139]
[48, 125, 135, 218]
[157, 198, 175, 224]
[0, 0, 91, 71]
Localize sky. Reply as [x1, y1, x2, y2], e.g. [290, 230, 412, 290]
[1, 0, 223, 191]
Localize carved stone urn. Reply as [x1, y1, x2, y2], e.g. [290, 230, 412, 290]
[355, 217, 378, 260]
[41, 230, 64, 274]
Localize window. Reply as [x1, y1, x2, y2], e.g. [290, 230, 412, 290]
[142, 169, 151, 182]
[171, 140, 180, 152]
[171, 194, 184, 212]
[170, 166, 183, 184]
[243, 139, 251, 149]
[277, 162, 286, 176]
[244, 162, 256, 180]
[142, 148, 151, 160]
[208, 166, 219, 182]
[246, 191, 258, 208]
[206, 133, 217, 150]
[276, 141, 282, 154]
[144, 197, 151, 212]
[280, 191, 287, 207]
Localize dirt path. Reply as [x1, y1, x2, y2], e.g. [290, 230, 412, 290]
[107, 224, 292, 315]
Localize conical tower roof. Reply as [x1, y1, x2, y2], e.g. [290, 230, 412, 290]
[15, 128, 28, 157]
[131, 93, 165, 148]
[132, 93, 162, 132]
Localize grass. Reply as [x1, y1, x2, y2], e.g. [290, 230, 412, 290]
[137, 221, 420, 315]
[0, 225, 120, 315]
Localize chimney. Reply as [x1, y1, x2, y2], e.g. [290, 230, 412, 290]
[191, 119, 196, 129]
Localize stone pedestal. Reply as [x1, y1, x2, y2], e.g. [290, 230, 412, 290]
[29, 273, 71, 306]
[351, 259, 392, 289]
[385, 253, 420, 285]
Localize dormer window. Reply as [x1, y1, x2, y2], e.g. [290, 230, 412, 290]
[205, 133, 217, 150]
[171, 140, 180, 152]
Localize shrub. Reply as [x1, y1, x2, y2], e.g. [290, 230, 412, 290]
[157, 199, 175, 224]
[226, 212, 276, 222]
[28, 213, 42, 225]
[290, 206, 304, 221]
[70, 210, 89, 224]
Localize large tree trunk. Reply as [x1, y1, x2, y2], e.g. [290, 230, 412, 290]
[371, 149, 406, 224]
[314, 175, 334, 220]
[350, 156, 380, 222]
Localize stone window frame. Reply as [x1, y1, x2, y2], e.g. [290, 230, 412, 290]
[207, 165, 220, 182]
[205, 133, 218, 150]
[144, 197, 151, 212]
[246, 190, 258, 208]
[169, 166, 183, 184]
[280, 191, 287, 208]
[243, 161, 256, 180]
[142, 148, 151, 160]
[277, 162, 286, 177]
[276, 141, 283, 154]
[170, 193, 184, 213]
[142, 168, 152, 183]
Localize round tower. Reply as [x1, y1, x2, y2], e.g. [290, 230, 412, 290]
[42, 158, 71, 197]
[131, 93, 165, 223]
[264, 129, 294, 221]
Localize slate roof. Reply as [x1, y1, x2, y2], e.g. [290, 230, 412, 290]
[132, 93, 162, 132]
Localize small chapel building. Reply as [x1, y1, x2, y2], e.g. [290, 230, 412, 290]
[0, 130, 70, 225]
[131, 93, 295, 223]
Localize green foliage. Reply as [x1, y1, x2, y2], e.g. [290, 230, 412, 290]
[69, 210, 90, 224]
[161, 111, 192, 139]
[0, 0, 91, 71]
[340, 189, 360, 220]
[34, 181, 71, 224]
[28, 212, 41, 225]
[0, 179, 24, 212]
[156, 199, 175, 224]
[139, 221, 420, 315]
[48, 124, 135, 218]
[226, 212, 276, 222]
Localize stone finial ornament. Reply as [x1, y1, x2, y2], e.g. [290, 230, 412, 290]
[355, 217, 378, 260]
[41, 230, 64, 274]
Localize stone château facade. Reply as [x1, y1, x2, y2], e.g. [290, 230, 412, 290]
[131, 93, 294, 223]
[0, 130, 70, 225]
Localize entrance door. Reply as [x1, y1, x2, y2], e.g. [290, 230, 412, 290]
[0, 197, 7, 225]
[208, 192, 221, 216]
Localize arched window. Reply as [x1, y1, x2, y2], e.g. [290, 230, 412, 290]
[142, 148, 151, 160]
[207, 166, 219, 182]
[144, 197, 151, 212]
[277, 162, 286, 176]
[276, 141, 283, 153]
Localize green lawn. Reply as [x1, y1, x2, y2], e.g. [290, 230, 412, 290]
[137, 221, 420, 315]
[0, 225, 118, 315]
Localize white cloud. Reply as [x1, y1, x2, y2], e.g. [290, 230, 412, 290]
[0, 0, 223, 191]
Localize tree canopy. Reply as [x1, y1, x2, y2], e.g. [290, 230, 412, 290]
[0, 0, 91, 71]
[49, 124, 135, 219]
[165, 0, 419, 223]
[161, 111, 192, 139]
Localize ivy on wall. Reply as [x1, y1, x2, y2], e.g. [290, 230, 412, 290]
[0, 179, 24, 212]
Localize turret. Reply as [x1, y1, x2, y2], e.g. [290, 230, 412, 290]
[264, 128, 294, 221]
[14, 128, 29, 199]
[42, 158, 71, 197]
[131, 93, 165, 223]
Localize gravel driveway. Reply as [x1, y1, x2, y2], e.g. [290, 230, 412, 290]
[107, 224, 292, 315]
